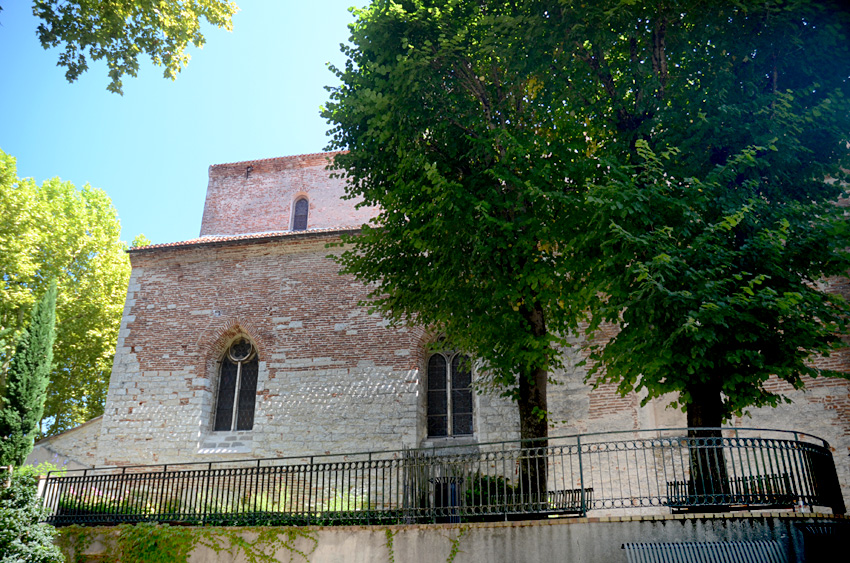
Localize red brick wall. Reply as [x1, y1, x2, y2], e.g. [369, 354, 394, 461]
[199, 152, 378, 237]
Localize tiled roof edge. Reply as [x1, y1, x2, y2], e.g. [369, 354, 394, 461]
[209, 150, 348, 169]
[33, 415, 104, 445]
[128, 226, 363, 253]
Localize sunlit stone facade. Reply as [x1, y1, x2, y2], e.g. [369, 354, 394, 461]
[40, 151, 848, 506]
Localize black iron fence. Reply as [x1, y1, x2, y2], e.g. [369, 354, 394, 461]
[40, 427, 845, 527]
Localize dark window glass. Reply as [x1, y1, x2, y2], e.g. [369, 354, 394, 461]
[236, 358, 258, 430]
[428, 355, 447, 390]
[451, 355, 473, 436]
[230, 339, 252, 360]
[452, 411, 473, 436]
[214, 339, 258, 432]
[214, 359, 238, 431]
[427, 355, 448, 437]
[293, 198, 309, 231]
[427, 352, 473, 438]
[452, 355, 472, 388]
[427, 413, 448, 438]
[452, 389, 473, 416]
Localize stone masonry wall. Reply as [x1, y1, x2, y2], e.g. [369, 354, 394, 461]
[26, 416, 103, 470]
[199, 152, 378, 237]
[97, 228, 635, 467]
[99, 233, 422, 465]
[94, 146, 850, 509]
[95, 229, 850, 507]
[99, 232, 547, 466]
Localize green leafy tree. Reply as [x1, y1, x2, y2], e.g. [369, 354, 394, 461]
[130, 233, 153, 248]
[563, 0, 850, 433]
[0, 149, 131, 436]
[0, 466, 63, 563]
[0, 282, 56, 466]
[323, 0, 850, 462]
[16, 1, 239, 94]
[323, 0, 595, 459]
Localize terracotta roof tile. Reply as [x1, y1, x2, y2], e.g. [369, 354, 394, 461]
[210, 150, 347, 169]
[129, 226, 363, 253]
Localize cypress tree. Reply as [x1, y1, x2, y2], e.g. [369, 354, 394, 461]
[0, 281, 57, 466]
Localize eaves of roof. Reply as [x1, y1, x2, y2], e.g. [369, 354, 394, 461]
[209, 150, 347, 170]
[33, 415, 104, 445]
[128, 226, 363, 254]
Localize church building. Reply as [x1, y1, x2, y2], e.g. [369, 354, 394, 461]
[28, 152, 850, 508]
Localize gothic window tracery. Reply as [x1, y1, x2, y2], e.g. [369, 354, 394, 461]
[427, 351, 473, 438]
[213, 337, 258, 431]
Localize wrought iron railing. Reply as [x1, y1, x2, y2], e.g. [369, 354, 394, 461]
[40, 427, 845, 527]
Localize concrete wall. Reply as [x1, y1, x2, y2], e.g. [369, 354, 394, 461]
[61, 513, 848, 563]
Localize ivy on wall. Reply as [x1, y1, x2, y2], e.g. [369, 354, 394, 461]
[57, 523, 318, 563]
[57, 522, 469, 563]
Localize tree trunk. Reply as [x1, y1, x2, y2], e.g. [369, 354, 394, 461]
[685, 381, 730, 507]
[517, 303, 549, 510]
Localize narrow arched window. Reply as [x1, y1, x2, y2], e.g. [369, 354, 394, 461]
[292, 197, 309, 231]
[214, 338, 259, 431]
[427, 352, 473, 437]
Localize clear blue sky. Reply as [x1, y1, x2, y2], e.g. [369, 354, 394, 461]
[0, 1, 363, 245]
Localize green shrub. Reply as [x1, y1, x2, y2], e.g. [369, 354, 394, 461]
[0, 466, 63, 563]
[464, 473, 516, 507]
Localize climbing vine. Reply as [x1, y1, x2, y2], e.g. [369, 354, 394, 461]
[59, 522, 470, 562]
[444, 526, 468, 563]
[384, 528, 397, 563]
[57, 523, 318, 563]
[380, 524, 469, 563]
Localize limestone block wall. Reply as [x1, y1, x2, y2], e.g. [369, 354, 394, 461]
[199, 152, 378, 237]
[26, 416, 103, 470]
[97, 228, 637, 468]
[95, 228, 674, 466]
[734, 376, 850, 508]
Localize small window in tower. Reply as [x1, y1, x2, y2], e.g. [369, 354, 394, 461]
[293, 197, 309, 231]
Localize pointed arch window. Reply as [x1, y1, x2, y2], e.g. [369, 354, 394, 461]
[427, 352, 473, 438]
[214, 338, 259, 431]
[292, 197, 309, 231]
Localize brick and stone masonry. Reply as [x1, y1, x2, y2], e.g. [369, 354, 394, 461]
[199, 152, 378, 237]
[79, 152, 850, 507]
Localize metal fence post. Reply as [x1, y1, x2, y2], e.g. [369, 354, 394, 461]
[577, 435, 586, 516]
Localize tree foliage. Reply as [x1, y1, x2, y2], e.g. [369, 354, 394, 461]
[323, 0, 850, 435]
[26, 0, 238, 94]
[324, 0, 596, 442]
[0, 466, 63, 563]
[130, 233, 153, 249]
[0, 149, 131, 436]
[0, 282, 57, 466]
[565, 0, 850, 427]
